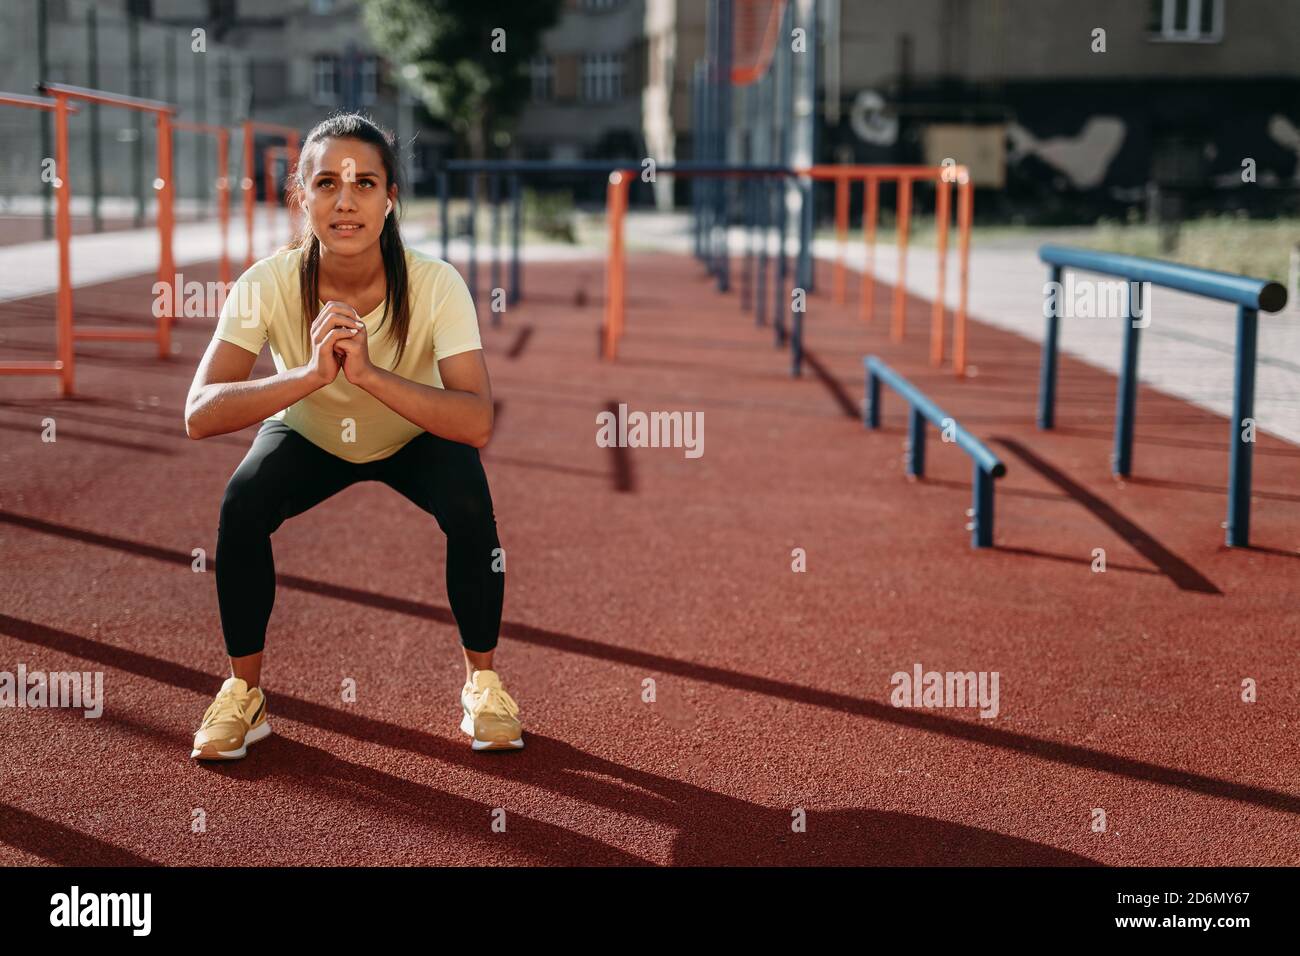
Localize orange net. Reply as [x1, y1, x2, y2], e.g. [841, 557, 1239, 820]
[731, 0, 785, 86]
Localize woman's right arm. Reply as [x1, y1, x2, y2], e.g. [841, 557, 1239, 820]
[184, 338, 323, 440]
[184, 302, 364, 439]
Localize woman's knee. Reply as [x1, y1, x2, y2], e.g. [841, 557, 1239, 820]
[219, 471, 278, 533]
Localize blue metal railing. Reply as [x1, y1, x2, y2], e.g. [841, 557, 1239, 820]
[1037, 244, 1288, 548]
[436, 159, 812, 376]
[864, 356, 1007, 548]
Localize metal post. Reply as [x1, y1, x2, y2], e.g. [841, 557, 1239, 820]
[741, 176, 753, 310]
[692, 64, 703, 261]
[799, 0, 818, 295]
[775, 173, 788, 346]
[1227, 305, 1258, 547]
[1113, 280, 1142, 477]
[54, 94, 74, 395]
[716, 0, 733, 293]
[38, 0, 52, 239]
[87, 7, 102, 233]
[1038, 264, 1062, 429]
[908, 406, 926, 477]
[438, 169, 449, 262]
[972, 464, 994, 548]
[756, 178, 769, 326]
[196, 51, 209, 214]
[129, 8, 144, 228]
[490, 173, 502, 326]
[468, 171, 478, 309]
[510, 173, 522, 305]
[865, 366, 880, 428]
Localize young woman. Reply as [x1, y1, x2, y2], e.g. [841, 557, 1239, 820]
[183, 113, 522, 758]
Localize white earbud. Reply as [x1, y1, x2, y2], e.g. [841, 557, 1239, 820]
[385, 200, 393, 216]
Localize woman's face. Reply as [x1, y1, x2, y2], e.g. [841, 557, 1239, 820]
[299, 136, 395, 256]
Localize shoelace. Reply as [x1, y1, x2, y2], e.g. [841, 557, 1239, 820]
[201, 689, 249, 729]
[476, 685, 519, 721]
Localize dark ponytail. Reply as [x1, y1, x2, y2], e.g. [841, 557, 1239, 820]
[284, 113, 411, 367]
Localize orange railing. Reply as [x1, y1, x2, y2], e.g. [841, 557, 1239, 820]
[814, 165, 974, 375]
[242, 121, 300, 268]
[30, 83, 177, 396]
[605, 163, 974, 376]
[0, 92, 78, 395]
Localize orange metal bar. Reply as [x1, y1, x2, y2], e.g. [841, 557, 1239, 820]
[931, 179, 951, 366]
[803, 164, 952, 180]
[218, 129, 231, 285]
[954, 176, 974, 377]
[156, 111, 174, 351]
[0, 92, 75, 394]
[891, 176, 912, 343]
[603, 172, 628, 360]
[0, 92, 74, 112]
[242, 120, 300, 267]
[38, 81, 175, 115]
[54, 95, 74, 396]
[42, 86, 174, 376]
[833, 174, 848, 305]
[603, 165, 967, 368]
[860, 176, 878, 323]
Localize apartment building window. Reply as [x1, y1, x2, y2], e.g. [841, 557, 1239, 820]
[313, 55, 338, 105]
[581, 53, 623, 102]
[359, 56, 379, 106]
[1147, 0, 1223, 42]
[529, 55, 554, 101]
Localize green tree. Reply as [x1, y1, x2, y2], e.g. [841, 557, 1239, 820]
[361, 0, 562, 159]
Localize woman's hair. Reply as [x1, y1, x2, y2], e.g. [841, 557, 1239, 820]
[284, 113, 411, 367]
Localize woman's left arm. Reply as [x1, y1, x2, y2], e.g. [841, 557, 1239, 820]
[346, 343, 494, 448]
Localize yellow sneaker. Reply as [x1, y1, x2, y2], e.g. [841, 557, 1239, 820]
[460, 670, 524, 751]
[191, 677, 272, 760]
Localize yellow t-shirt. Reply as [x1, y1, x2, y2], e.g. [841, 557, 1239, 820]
[213, 246, 482, 464]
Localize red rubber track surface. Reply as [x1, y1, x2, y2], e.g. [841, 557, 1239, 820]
[0, 252, 1297, 866]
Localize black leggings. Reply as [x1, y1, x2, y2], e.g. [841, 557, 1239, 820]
[215, 419, 504, 658]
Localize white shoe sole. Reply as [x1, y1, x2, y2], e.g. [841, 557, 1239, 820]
[460, 709, 524, 751]
[191, 720, 273, 760]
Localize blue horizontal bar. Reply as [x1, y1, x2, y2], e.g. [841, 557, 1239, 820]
[1039, 244, 1287, 313]
[864, 356, 1006, 477]
[440, 160, 796, 177]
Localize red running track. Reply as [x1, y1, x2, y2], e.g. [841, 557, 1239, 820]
[0, 252, 1297, 865]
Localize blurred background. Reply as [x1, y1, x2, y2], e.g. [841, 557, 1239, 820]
[1, 0, 1298, 283]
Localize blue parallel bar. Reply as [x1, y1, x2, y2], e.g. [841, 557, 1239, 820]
[1038, 244, 1287, 547]
[1039, 244, 1287, 311]
[1113, 281, 1142, 477]
[864, 355, 1007, 549]
[1037, 264, 1061, 429]
[1228, 305, 1258, 547]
